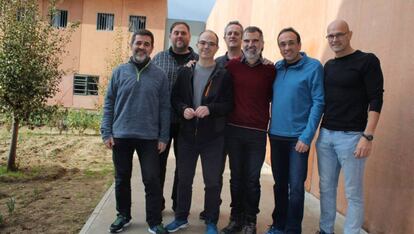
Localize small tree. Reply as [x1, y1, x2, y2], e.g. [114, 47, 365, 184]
[97, 27, 129, 110]
[0, 0, 77, 171]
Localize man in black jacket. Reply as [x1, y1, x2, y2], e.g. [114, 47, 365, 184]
[165, 30, 233, 234]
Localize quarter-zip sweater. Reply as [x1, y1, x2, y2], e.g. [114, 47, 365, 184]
[269, 52, 325, 145]
[226, 58, 276, 131]
[101, 61, 171, 143]
[171, 64, 233, 143]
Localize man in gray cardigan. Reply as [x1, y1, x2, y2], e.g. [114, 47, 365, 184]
[101, 29, 170, 234]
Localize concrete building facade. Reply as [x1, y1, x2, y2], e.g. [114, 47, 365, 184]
[39, 0, 167, 109]
[207, 0, 414, 233]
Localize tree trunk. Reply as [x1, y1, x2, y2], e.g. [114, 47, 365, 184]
[7, 116, 19, 172]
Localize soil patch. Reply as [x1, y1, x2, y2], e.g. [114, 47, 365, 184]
[0, 128, 113, 233]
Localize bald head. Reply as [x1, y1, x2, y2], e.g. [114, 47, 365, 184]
[327, 19, 350, 34]
[326, 19, 354, 57]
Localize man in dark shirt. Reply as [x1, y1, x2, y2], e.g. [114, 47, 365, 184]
[221, 26, 276, 234]
[153, 22, 198, 212]
[215, 21, 244, 67]
[165, 30, 233, 234]
[316, 19, 384, 234]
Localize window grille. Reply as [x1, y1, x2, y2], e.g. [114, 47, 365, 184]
[73, 75, 99, 96]
[51, 10, 68, 28]
[129, 15, 146, 32]
[97, 13, 114, 31]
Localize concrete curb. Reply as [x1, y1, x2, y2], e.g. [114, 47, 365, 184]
[79, 183, 115, 234]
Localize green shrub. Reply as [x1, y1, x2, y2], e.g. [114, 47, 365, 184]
[6, 197, 15, 215]
[0, 212, 3, 226]
[67, 109, 101, 134]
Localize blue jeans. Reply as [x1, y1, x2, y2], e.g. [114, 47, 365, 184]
[270, 137, 309, 234]
[316, 128, 366, 234]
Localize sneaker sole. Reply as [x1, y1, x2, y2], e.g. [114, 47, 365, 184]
[108, 221, 131, 233]
[167, 223, 189, 233]
[148, 227, 167, 234]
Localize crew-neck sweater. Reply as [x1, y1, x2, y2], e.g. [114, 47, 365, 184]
[321, 50, 384, 131]
[226, 58, 276, 131]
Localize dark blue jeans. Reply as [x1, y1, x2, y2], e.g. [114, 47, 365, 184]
[226, 125, 267, 224]
[270, 137, 309, 234]
[175, 136, 226, 224]
[112, 138, 163, 227]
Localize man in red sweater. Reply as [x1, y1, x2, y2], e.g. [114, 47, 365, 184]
[221, 26, 276, 234]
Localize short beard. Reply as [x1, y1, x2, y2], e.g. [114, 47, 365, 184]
[172, 44, 189, 54]
[244, 50, 259, 61]
[133, 54, 148, 63]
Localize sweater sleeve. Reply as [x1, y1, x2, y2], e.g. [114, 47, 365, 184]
[158, 71, 171, 144]
[364, 54, 384, 113]
[299, 63, 325, 145]
[100, 68, 119, 141]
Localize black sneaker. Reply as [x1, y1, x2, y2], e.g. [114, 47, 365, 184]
[199, 210, 206, 220]
[243, 223, 256, 234]
[108, 214, 131, 233]
[220, 220, 243, 234]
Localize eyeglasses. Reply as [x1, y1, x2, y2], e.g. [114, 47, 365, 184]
[326, 32, 347, 41]
[198, 40, 217, 47]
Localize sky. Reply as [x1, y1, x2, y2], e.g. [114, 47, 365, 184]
[168, 0, 216, 22]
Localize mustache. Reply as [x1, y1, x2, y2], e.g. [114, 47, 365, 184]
[245, 46, 257, 50]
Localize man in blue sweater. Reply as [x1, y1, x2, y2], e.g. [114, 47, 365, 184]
[266, 27, 324, 234]
[101, 29, 170, 234]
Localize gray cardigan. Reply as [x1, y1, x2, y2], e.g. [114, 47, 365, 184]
[101, 61, 170, 143]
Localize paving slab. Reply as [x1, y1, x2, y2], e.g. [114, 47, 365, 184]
[80, 153, 363, 234]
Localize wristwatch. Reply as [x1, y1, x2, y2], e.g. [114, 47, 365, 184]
[361, 133, 374, 141]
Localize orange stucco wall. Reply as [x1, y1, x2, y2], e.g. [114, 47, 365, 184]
[40, 0, 167, 109]
[207, 0, 414, 233]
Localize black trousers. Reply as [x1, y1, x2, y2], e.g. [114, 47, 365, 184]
[112, 138, 163, 227]
[226, 125, 267, 224]
[159, 123, 180, 210]
[175, 135, 226, 224]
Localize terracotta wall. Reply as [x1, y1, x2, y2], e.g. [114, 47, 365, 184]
[40, 0, 167, 109]
[207, 0, 414, 233]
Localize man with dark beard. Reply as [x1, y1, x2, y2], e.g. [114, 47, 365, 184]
[101, 29, 170, 234]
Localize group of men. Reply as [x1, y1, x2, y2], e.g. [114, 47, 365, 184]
[100, 19, 384, 234]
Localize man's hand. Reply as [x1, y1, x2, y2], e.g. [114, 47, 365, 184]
[263, 57, 274, 65]
[184, 107, 196, 120]
[295, 140, 309, 153]
[185, 59, 197, 67]
[354, 137, 372, 158]
[158, 142, 167, 153]
[195, 106, 210, 118]
[104, 137, 115, 149]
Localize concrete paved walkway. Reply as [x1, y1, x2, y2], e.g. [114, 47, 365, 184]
[80, 154, 352, 234]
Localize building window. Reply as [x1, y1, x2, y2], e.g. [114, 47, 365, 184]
[73, 75, 99, 96]
[51, 10, 68, 28]
[97, 13, 114, 31]
[129, 15, 146, 32]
